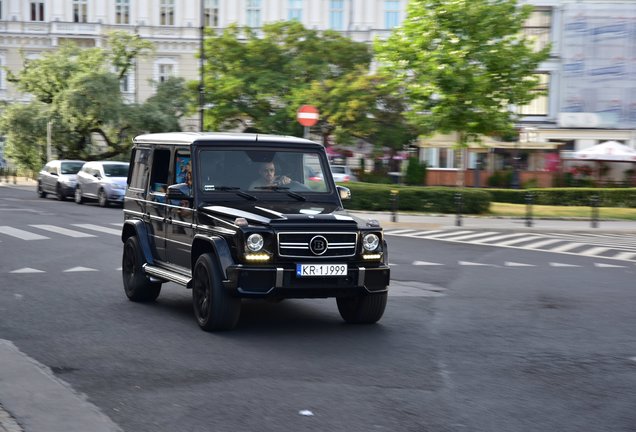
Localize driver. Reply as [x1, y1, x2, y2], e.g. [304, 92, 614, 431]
[249, 162, 291, 189]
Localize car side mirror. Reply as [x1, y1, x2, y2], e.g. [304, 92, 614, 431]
[166, 183, 192, 201]
[336, 185, 351, 200]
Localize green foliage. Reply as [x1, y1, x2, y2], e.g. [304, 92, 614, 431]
[375, 0, 551, 146]
[343, 183, 491, 214]
[404, 157, 427, 185]
[487, 170, 514, 188]
[198, 21, 417, 153]
[486, 188, 636, 208]
[1, 38, 185, 170]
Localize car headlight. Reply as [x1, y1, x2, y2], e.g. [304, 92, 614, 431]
[246, 233, 264, 252]
[362, 233, 380, 252]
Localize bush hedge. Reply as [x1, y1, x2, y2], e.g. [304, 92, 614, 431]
[340, 183, 635, 214]
[342, 183, 492, 214]
[487, 188, 636, 208]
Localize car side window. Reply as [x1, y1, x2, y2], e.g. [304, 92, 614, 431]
[149, 148, 171, 195]
[129, 148, 151, 190]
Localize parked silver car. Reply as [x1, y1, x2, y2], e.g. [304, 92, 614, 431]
[75, 161, 129, 207]
[37, 160, 85, 200]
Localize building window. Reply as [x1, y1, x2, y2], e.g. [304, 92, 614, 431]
[424, 148, 457, 169]
[115, 0, 130, 25]
[30, 1, 45, 21]
[288, 0, 302, 22]
[524, 8, 552, 52]
[160, 0, 175, 26]
[73, 0, 87, 23]
[246, 0, 261, 28]
[329, 0, 344, 30]
[156, 61, 175, 84]
[204, 0, 219, 27]
[384, 0, 400, 29]
[518, 74, 550, 116]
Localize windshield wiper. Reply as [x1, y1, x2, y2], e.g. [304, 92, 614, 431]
[254, 186, 306, 201]
[214, 186, 257, 201]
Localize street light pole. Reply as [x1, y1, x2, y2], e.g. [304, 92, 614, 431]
[199, 0, 205, 131]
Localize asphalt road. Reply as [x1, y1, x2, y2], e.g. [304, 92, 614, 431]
[1, 185, 635, 432]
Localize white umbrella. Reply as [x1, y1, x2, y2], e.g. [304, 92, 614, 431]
[572, 141, 636, 162]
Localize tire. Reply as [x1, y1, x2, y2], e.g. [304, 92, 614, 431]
[122, 236, 161, 302]
[336, 292, 388, 324]
[37, 182, 47, 198]
[98, 189, 109, 207]
[192, 253, 241, 331]
[56, 183, 66, 201]
[74, 186, 83, 204]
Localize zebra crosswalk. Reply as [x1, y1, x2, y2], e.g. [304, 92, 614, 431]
[0, 223, 122, 241]
[384, 228, 636, 262]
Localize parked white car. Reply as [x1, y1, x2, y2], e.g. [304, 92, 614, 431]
[329, 165, 357, 182]
[37, 160, 85, 200]
[75, 161, 129, 207]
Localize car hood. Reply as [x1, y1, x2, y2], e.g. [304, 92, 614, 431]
[200, 201, 371, 229]
[60, 174, 78, 182]
[105, 176, 127, 186]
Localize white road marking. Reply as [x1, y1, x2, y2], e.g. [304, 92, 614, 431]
[0, 226, 49, 241]
[9, 267, 45, 273]
[412, 261, 444, 266]
[410, 230, 445, 237]
[458, 261, 494, 266]
[578, 246, 610, 256]
[549, 242, 586, 253]
[71, 224, 121, 235]
[496, 236, 543, 246]
[385, 229, 417, 235]
[442, 231, 499, 241]
[30, 224, 96, 238]
[504, 262, 536, 267]
[469, 233, 528, 243]
[425, 230, 473, 239]
[63, 266, 98, 272]
[594, 262, 626, 268]
[522, 238, 563, 249]
[549, 262, 581, 267]
[612, 251, 636, 260]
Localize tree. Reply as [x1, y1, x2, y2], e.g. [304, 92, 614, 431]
[375, 0, 550, 148]
[0, 33, 182, 170]
[198, 21, 374, 139]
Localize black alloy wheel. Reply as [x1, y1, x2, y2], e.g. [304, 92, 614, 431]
[98, 189, 109, 207]
[37, 182, 47, 198]
[74, 186, 83, 204]
[122, 236, 161, 302]
[192, 253, 241, 331]
[56, 183, 66, 201]
[336, 292, 388, 324]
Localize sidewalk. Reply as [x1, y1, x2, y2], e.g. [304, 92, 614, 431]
[2, 177, 634, 233]
[348, 210, 636, 233]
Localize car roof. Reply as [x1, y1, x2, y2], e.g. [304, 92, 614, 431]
[133, 132, 322, 149]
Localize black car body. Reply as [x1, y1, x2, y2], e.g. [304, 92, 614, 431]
[121, 132, 390, 331]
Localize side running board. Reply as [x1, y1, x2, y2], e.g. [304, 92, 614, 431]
[143, 264, 192, 288]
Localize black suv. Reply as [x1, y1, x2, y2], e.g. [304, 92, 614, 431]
[121, 132, 390, 331]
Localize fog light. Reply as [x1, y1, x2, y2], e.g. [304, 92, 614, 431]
[363, 254, 382, 260]
[245, 253, 270, 262]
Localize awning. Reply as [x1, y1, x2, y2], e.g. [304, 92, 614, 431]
[416, 132, 559, 150]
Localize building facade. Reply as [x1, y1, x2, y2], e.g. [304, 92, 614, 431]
[0, 0, 634, 183]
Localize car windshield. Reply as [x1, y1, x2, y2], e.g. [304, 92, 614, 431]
[197, 148, 329, 194]
[60, 162, 84, 174]
[331, 166, 346, 174]
[103, 164, 129, 177]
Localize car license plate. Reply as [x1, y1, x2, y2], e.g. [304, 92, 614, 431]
[296, 264, 347, 277]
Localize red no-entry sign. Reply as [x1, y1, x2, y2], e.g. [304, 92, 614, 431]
[297, 105, 319, 127]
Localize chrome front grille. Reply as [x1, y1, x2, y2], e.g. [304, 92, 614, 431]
[277, 232, 358, 258]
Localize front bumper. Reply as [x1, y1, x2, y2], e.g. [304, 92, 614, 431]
[108, 190, 125, 202]
[224, 263, 390, 298]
